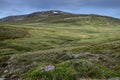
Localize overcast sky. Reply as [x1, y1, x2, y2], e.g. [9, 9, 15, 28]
[0, 0, 120, 18]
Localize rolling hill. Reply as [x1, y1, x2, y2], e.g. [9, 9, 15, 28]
[0, 10, 120, 80]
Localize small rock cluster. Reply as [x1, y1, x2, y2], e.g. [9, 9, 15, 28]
[41, 65, 55, 71]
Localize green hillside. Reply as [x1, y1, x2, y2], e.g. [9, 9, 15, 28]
[0, 11, 120, 80]
[0, 25, 28, 40]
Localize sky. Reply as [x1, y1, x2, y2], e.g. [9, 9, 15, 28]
[0, 0, 120, 18]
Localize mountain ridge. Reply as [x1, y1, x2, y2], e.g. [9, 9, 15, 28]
[0, 10, 120, 24]
[0, 10, 72, 22]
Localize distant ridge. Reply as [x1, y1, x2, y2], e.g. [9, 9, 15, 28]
[0, 10, 120, 24]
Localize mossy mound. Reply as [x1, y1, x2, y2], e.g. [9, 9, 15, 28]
[25, 59, 119, 80]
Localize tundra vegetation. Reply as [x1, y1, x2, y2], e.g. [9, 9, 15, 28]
[0, 11, 120, 80]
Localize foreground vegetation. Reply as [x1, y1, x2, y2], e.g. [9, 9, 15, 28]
[0, 14, 120, 80]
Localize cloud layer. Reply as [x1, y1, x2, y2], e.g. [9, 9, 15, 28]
[0, 0, 120, 18]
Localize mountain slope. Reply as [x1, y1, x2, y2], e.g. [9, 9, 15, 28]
[0, 10, 120, 25]
[0, 10, 120, 80]
[0, 10, 73, 24]
[0, 25, 28, 40]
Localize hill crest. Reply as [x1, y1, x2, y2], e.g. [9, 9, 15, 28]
[0, 10, 120, 24]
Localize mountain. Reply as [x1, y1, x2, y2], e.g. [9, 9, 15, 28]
[0, 10, 120, 80]
[0, 10, 120, 24]
[0, 10, 73, 23]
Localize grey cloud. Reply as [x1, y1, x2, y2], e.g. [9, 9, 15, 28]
[0, 0, 9, 8]
[0, 0, 120, 10]
[12, 9, 21, 12]
[0, 0, 120, 18]
[22, 0, 120, 9]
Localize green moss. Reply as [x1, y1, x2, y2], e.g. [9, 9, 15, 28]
[0, 25, 28, 40]
[25, 59, 119, 80]
[0, 48, 18, 55]
[72, 59, 119, 78]
[25, 62, 75, 80]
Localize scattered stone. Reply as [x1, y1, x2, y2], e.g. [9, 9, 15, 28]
[102, 50, 112, 54]
[4, 70, 8, 73]
[0, 78, 6, 80]
[41, 65, 55, 71]
[30, 61, 38, 67]
[66, 52, 93, 59]
[10, 75, 19, 79]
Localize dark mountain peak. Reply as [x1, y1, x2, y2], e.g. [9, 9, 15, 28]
[28, 10, 72, 17]
[40, 10, 64, 14]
